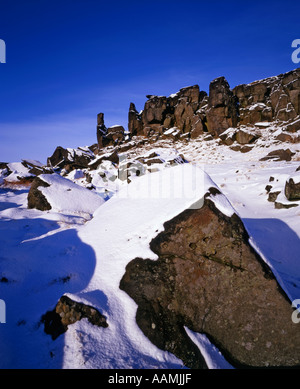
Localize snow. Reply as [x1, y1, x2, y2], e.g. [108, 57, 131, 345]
[288, 172, 300, 185]
[22, 159, 44, 167]
[1, 126, 300, 369]
[38, 173, 105, 218]
[5, 162, 34, 182]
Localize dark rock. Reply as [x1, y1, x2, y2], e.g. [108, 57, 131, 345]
[27, 177, 51, 211]
[235, 129, 258, 145]
[41, 295, 108, 340]
[268, 191, 281, 202]
[0, 162, 9, 170]
[120, 188, 300, 368]
[230, 145, 253, 153]
[105, 125, 125, 146]
[206, 77, 238, 136]
[286, 117, 300, 133]
[275, 201, 298, 209]
[128, 85, 207, 140]
[47, 146, 94, 171]
[260, 149, 296, 162]
[128, 103, 143, 136]
[265, 185, 272, 193]
[233, 69, 300, 125]
[97, 113, 107, 148]
[285, 176, 300, 200]
[275, 131, 300, 143]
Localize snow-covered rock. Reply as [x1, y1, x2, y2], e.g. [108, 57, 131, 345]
[27, 173, 105, 217]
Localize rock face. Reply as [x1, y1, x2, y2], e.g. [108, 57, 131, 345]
[233, 68, 300, 125]
[124, 68, 300, 146]
[41, 295, 108, 340]
[206, 77, 238, 135]
[120, 188, 300, 368]
[96, 113, 125, 148]
[128, 85, 208, 140]
[47, 146, 94, 171]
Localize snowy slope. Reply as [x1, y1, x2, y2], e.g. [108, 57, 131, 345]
[0, 130, 300, 369]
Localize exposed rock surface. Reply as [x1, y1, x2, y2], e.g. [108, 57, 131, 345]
[120, 188, 300, 368]
[128, 85, 208, 140]
[125, 68, 300, 146]
[233, 68, 300, 125]
[47, 146, 94, 171]
[285, 174, 300, 200]
[41, 295, 108, 340]
[27, 176, 52, 211]
[206, 77, 238, 135]
[96, 113, 126, 149]
[260, 148, 296, 162]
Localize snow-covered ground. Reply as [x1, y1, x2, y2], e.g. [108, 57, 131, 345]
[0, 133, 299, 369]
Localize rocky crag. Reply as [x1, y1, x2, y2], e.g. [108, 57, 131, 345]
[1, 67, 300, 369]
[95, 67, 300, 151]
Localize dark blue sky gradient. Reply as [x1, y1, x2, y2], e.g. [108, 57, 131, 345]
[0, 0, 300, 163]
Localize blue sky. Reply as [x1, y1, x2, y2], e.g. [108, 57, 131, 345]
[0, 0, 300, 163]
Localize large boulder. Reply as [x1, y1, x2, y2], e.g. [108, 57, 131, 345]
[120, 187, 300, 368]
[27, 177, 52, 211]
[28, 173, 104, 216]
[260, 148, 296, 162]
[285, 174, 300, 200]
[47, 146, 94, 171]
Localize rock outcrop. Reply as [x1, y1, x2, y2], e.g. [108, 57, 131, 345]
[47, 146, 95, 172]
[206, 77, 238, 135]
[120, 187, 300, 368]
[233, 68, 300, 125]
[124, 68, 300, 146]
[96, 113, 126, 149]
[128, 85, 208, 140]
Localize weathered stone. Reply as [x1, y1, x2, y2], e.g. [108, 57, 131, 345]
[27, 177, 51, 211]
[260, 149, 295, 162]
[275, 131, 300, 143]
[235, 129, 258, 145]
[285, 176, 300, 200]
[206, 77, 238, 135]
[128, 103, 143, 136]
[97, 113, 107, 148]
[275, 201, 299, 209]
[120, 188, 300, 368]
[268, 191, 281, 202]
[47, 146, 93, 171]
[41, 295, 108, 340]
[286, 117, 300, 133]
[233, 69, 300, 126]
